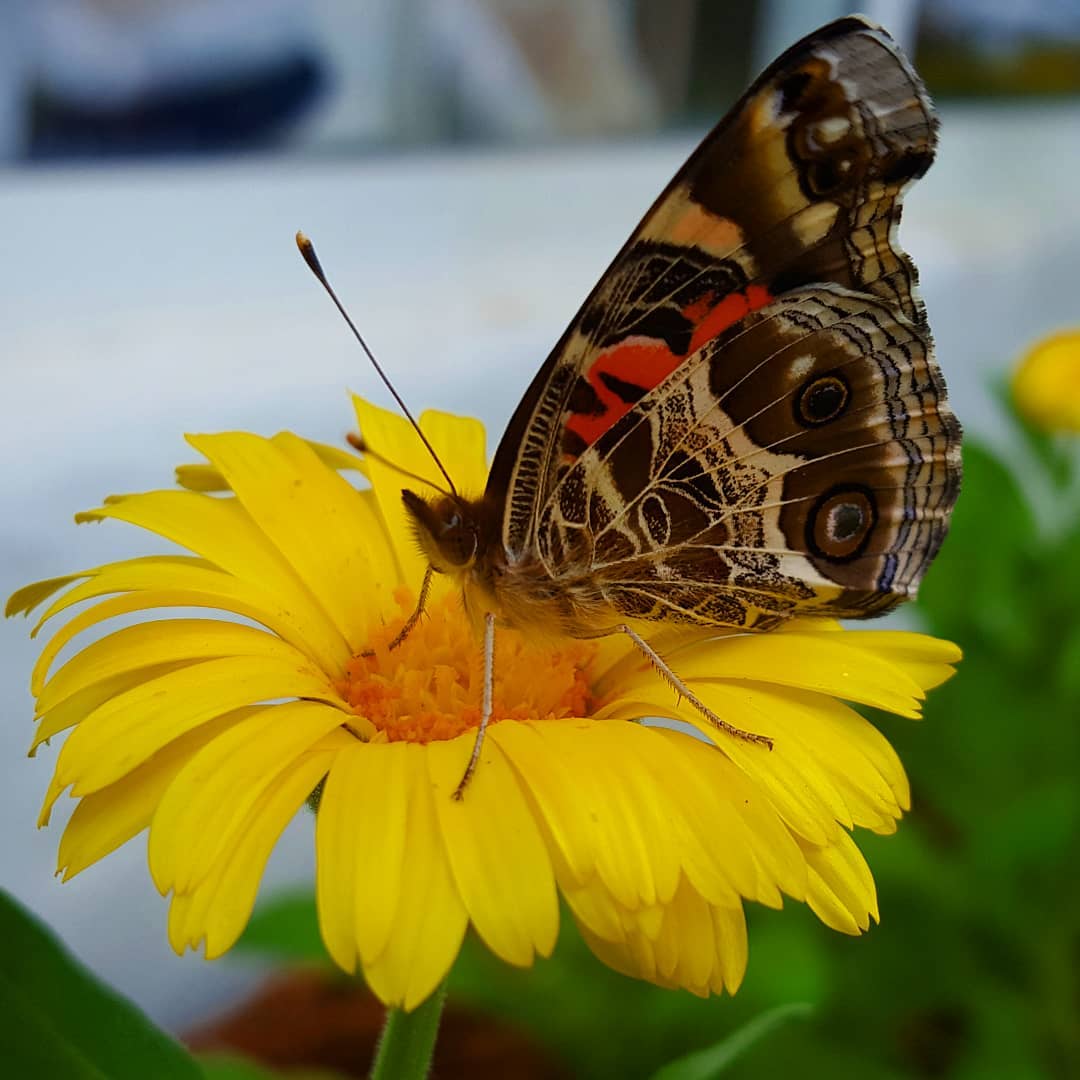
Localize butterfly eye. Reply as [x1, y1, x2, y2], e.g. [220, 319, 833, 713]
[796, 373, 850, 426]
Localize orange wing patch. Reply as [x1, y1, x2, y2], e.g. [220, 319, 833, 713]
[564, 284, 774, 457]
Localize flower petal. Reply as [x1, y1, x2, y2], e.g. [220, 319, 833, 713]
[36, 619, 308, 714]
[358, 743, 468, 1010]
[800, 829, 879, 935]
[168, 738, 345, 958]
[599, 679, 839, 847]
[316, 740, 411, 973]
[652, 727, 807, 906]
[504, 720, 667, 909]
[490, 720, 596, 887]
[176, 438, 367, 491]
[605, 629, 933, 718]
[832, 630, 961, 692]
[149, 700, 349, 893]
[630, 725, 784, 908]
[5, 574, 86, 618]
[31, 557, 349, 687]
[426, 734, 558, 966]
[50, 654, 344, 800]
[185, 432, 395, 650]
[417, 409, 488, 496]
[57, 707, 262, 879]
[577, 877, 748, 997]
[33, 662, 194, 755]
[76, 491, 350, 671]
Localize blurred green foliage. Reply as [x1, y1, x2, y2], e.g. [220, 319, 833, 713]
[0, 889, 202, 1079]
[233, 390, 1079, 1078]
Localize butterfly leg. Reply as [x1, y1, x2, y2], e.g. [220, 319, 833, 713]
[360, 564, 434, 657]
[388, 564, 434, 651]
[616, 624, 773, 750]
[453, 610, 496, 800]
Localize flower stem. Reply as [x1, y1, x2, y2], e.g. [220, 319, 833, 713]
[369, 978, 448, 1080]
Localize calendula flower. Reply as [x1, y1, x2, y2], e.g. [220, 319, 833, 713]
[8, 397, 959, 1010]
[1012, 329, 1080, 434]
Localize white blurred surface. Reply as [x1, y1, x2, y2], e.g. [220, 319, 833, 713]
[3, 101, 1080, 1030]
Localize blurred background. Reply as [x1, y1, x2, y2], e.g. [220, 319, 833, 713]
[2, 1, 1079, 1077]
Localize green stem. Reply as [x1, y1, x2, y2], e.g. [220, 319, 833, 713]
[369, 978, 448, 1080]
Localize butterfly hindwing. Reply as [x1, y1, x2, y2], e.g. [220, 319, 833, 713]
[538, 286, 958, 630]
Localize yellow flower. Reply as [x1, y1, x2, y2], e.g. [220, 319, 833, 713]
[7, 397, 959, 1010]
[1012, 329, 1080, 433]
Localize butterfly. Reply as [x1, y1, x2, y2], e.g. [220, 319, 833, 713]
[363, 16, 961, 795]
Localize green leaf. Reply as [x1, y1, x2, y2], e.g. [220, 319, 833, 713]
[235, 889, 327, 966]
[648, 1002, 813, 1080]
[0, 888, 202, 1079]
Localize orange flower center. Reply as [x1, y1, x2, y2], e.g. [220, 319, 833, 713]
[336, 587, 597, 743]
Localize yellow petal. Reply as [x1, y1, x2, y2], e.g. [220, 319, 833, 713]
[417, 409, 488, 496]
[316, 740, 414, 973]
[33, 662, 195, 754]
[710, 904, 749, 994]
[622, 726, 766, 908]
[32, 556, 215, 632]
[801, 829, 879, 935]
[833, 631, 961, 692]
[149, 700, 349, 893]
[607, 630, 930, 719]
[600, 679, 839, 847]
[36, 619, 308, 712]
[52, 655, 343, 798]
[57, 707, 261, 879]
[700, 682, 907, 835]
[426, 734, 558, 966]
[738, 686, 908, 831]
[358, 743, 468, 1010]
[76, 491, 349, 671]
[176, 438, 367, 491]
[185, 432, 395, 650]
[168, 738, 346, 957]
[559, 877, 628, 944]
[6, 575, 86, 618]
[576, 878, 748, 997]
[490, 720, 596, 887]
[1012, 329, 1080, 432]
[509, 720, 668, 909]
[31, 557, 348, 686]
[655, 727, 807, 905]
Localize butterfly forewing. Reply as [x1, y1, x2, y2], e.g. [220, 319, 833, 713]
[485, 16, 959, 632]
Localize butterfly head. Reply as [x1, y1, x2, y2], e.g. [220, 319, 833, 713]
[402, 489, 484, 575]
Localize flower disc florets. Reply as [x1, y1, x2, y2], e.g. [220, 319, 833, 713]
[339, 588, 595, 744]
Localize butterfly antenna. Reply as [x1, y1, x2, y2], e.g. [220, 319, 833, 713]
[295, 231, 458, 497]
[345, 433, 453, 496]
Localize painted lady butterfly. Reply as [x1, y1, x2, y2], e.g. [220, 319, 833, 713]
[334, 17, 962, 794]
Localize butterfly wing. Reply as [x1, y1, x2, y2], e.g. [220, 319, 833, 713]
[544, 286, 957, 629]
[486, 15, 959, 627]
